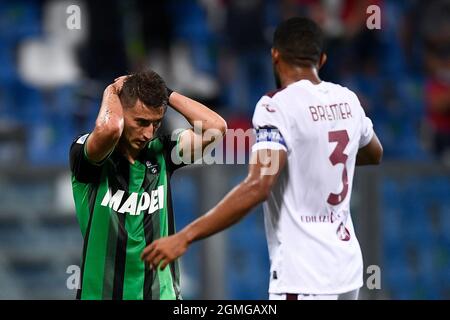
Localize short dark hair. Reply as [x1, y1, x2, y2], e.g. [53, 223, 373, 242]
[273, 17, 324, 67]
[119, 70, 168, 109]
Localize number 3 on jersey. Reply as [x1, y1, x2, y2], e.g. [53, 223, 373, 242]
[327, 130, 349, 205]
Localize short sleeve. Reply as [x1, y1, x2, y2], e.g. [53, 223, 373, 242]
[359, 116, 374, 148]
[69, 134, 104, 183]
[252, 96, 290, 152]
[351, 93, 374, 148]
[159, 130, 188, 174]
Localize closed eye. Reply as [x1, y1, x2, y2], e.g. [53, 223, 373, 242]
[136, 119, 162, 128]
[137, 119, 151, 127]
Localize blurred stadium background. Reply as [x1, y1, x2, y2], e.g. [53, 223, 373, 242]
[0, 0, 449, 300]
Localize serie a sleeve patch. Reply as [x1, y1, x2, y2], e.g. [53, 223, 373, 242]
[76, 133, 89, 144]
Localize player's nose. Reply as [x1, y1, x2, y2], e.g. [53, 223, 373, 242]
[143, 124, 154, 141]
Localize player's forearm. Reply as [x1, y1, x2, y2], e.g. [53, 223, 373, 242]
[356, 153, 376, 166]
[88, 87, 124, 162]
[180, 180, 267, 244]
[168, 92, 227, 135]
[95, 86, 124, 133]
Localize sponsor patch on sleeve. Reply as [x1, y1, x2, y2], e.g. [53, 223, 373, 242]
[76, 134, 89, 145]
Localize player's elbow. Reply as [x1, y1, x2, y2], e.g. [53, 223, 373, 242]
[370, 133, 383, 165]
[374, 147, 383, 165]
[95, 117, 123, 142]
[371, 144, 383, 165]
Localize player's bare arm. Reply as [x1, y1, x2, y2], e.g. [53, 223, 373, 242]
[141, 149, 287, 270]
[85, 76, 127, 163]
[168, 91, 227, 162]
[356, 132, 383, 166]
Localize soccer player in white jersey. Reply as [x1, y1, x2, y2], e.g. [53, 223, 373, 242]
[141, 17, 383, 300]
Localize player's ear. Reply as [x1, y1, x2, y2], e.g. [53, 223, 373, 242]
[318, 53, 327, 69]
[271, 48, 280, 64]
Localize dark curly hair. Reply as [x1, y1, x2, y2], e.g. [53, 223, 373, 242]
[119, 70, 168, 109]
[273, 17, 325, 67]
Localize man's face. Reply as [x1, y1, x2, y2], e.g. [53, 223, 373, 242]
[122, 99, 165, 151]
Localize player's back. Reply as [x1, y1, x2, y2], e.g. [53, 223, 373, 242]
[273, 80, 369, 215]
[252, 79, 374, 294]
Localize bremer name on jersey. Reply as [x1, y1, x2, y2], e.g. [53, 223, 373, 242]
[252, 80, 374, 295]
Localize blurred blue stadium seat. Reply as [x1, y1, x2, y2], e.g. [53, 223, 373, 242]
[226, 204, 269, 299]
[171, 174, 201, 298]
[0, 1, 41, 41]
[0, 1, 42, 83]
[382, 175, 450, 299]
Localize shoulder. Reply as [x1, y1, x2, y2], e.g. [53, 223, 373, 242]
[254, 95, 283, 120]
[264, 87, 287, 99]
[69, 133, 103, 183]
[147, 135, 166, 153]
[266, 81, 318, 101]
[342, 86, 360, 102]
[147, 133, 180, 156]
[147, 132, 187, 173]
[258, 86, 294, 109]
[263, 85, 297, 101]
[70, 133, 90, 159]
[325, 81, 359, 100]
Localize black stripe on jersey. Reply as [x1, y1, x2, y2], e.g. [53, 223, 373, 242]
[143, 214, 159, 300]
[143, 166, 156, 300]
[76, 183, 98, 299]
[166, 178, 181, 299]
[142, 222, 154, 299]
[142, 168, 159, 300]
[102, 213, 118, 299]
[111, 160, 129, 300]
[111, 213, 127, 299]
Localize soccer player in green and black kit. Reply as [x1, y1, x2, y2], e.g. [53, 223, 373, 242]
[69, 71, 227, 300]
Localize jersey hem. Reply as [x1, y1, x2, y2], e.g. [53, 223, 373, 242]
[252, 141, 288, 153]
[359, 130, 375, 149]
[268, 281, 364, 296]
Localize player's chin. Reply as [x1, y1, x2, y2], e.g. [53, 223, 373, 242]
[134, 140, 147, 149]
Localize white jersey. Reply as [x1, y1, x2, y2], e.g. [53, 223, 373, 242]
[252, 80, 374, 295]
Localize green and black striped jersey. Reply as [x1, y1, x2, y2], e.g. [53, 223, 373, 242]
[69, 132, 186, 300]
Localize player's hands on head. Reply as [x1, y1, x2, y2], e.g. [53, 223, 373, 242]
[111, 75, 128, 94]
[104, 75, 129, 96]
[140, 232, 189, 271]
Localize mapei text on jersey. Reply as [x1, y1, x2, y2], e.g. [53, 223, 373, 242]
[100, 186, 164, 215]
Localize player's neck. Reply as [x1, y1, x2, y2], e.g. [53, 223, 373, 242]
[280, 65, 321, 87]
